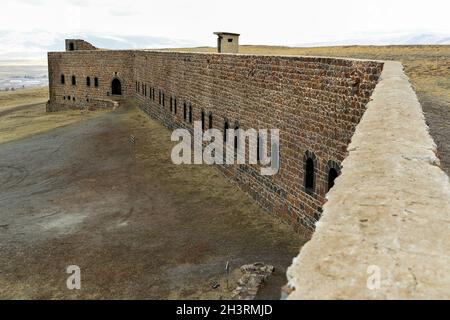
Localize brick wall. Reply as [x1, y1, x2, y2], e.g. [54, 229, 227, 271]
[48, 48, 383, 236]
[47, 50, 134, 111]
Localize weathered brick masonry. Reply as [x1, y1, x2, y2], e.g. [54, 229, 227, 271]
[48, 42, 383, 236]
[47, 50, 135, 111]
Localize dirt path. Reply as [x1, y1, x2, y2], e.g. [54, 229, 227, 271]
[0, 105, 304, 299]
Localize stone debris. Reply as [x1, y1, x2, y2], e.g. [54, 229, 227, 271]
[231, 263, 274, 300]
[210, 281, 220, 289]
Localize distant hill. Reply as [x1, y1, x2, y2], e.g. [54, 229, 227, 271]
[0, 30, 448, 62]
[296, 33, 450, 47]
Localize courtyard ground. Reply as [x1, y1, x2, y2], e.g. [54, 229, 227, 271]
[0, 98, 305, 299]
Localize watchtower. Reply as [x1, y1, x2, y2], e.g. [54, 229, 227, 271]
[214, 32, 240, 54]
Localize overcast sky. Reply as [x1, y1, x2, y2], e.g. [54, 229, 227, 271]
[1, 0, 449, 46]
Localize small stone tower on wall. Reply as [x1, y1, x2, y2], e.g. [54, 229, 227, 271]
[214, 32, 240, 53]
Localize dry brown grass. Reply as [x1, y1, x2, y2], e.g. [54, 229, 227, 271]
[0, 87, 48, 112]
[0, 87, 107, 145]
[0, 103, 108, 145]
[165, 45, 450, 103]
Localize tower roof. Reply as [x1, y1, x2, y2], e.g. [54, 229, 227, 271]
[214, 32, 240, 37]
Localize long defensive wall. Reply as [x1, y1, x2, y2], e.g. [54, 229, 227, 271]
[47, 38, 450, 299]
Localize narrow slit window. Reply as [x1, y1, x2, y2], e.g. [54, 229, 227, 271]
[234, 124, 240, 151]
[328, 168, 338, 191]
[208, 113, 213, 129]
[201, 110, 205, 131]
[305, 157, 315, 193]
[257, 134, 260, 162]
[224, 120, 229, 142]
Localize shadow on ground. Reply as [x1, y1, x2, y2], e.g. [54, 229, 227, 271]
[0, 105, 305, 299]
[419, 93, 450, 176]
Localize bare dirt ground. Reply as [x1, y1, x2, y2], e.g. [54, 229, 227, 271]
[0, 101, 305, 299]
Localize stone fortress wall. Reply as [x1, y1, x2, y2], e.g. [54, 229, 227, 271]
[48, 41, 382, 237]
[47, 49, 134, 111]
[48, 38, 450, 298]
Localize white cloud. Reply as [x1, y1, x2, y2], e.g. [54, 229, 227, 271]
[109, 8, 139, 17]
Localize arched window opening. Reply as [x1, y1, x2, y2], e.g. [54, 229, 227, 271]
[69, 42, 74, 51]
[61, 74, 65, 84]
[86, 77, 91, 87]
[71, 75, 76, 86]
[94, 77, 99, 87]
[111, 78, 122, 95]
[208, 113, 213, 129]
[328, 168, 338, 191]
[305, 157, 315, 193]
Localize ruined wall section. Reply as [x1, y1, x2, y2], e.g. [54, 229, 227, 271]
[47, 50, 134, 111]
[133, 52, 382, 235]
[65, 39, 98, 51]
